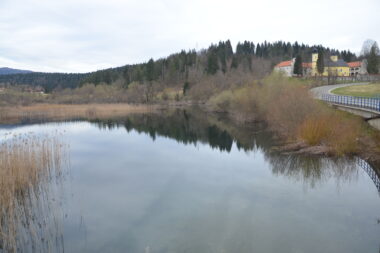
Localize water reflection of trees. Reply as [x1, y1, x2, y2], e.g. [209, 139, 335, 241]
[92, 108, 271, 153]
[268, 154, 359, 189]
[90, 108, 379, 191]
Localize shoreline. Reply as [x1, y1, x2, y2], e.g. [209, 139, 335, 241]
[1, 102, 380, 167]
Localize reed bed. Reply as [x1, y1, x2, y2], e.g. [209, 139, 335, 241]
[0, 132, 67, 252]
[0, 103, 157, 124]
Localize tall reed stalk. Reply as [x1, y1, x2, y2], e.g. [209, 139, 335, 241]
[0, 133, 67, 252]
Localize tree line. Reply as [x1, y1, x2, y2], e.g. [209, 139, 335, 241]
[0, 40, 360, 92]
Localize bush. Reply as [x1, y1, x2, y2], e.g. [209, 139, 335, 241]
[325, 116, 361, 155]
[208, 90, 234, 111]
[206, 73, 366, 155]
[298, 114, 332, 145]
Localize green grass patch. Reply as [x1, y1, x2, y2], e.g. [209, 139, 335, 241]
[331, 83, 380, 98]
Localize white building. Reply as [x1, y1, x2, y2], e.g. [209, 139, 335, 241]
[274, 59, 294, 76]
[347, 60, 367, 76]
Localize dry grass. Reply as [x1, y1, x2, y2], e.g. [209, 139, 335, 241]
[297, 112, 362, 155]
[298, 114, 332, 146]
[208, 73, 368, 156]
[0, 103, 157, 124]
[0, 133, 67, 252]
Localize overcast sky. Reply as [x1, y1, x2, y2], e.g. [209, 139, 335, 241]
[0, 0, 379, 73]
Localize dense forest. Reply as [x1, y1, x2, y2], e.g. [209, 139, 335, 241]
[0, 40, 357, 92]
[0, 72, 88, 92]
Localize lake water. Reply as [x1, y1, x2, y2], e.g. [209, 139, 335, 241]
[1, 109, 380, 253]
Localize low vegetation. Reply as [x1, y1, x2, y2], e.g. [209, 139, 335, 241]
[207, 73, 374, 156]
[0, 103, 156, 124]
[0, 133, 67, 252]
[331, 83, 380, 98]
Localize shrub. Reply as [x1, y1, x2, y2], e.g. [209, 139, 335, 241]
[208, 90, 234, 112]
[325, 116, 361, 155]
[298, 114, 332, 145]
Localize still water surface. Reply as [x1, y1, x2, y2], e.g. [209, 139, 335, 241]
[1, 110, 380, 252]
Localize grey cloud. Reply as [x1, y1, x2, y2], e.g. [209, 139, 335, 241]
[0, 0, 379, 72]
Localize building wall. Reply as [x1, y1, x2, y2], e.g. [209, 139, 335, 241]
[274, 66, 293, 76]
[303, 67, 312, 76]
[311, 53, 318, 76]
[310, 53, 350, 76]
[349, 61, 367, 76]
[322, 66, 350, 76]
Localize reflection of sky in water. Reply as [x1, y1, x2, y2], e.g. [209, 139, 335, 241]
[1, 121, 380, 253]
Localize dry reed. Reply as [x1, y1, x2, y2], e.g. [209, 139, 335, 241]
[0, 132, 67, 252]
[0, 103, 157, 124]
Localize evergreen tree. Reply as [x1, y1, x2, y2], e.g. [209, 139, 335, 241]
[225, 40, 233, 58]
[206, 49, 219, 74]
[183, 81, 190, 95]
[231, 56, 239, 69]
[317, 50, 325, 75]
[293, 55, 303, 76]
[367, 43, 379, 74]
[146, 58, 155, 81]
[255, 44, 261, 57]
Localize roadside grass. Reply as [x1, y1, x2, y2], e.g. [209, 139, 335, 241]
[331, 83, 380, 98]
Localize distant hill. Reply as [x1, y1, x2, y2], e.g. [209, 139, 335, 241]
[0, 67, 33, 75]
[0, 40, 357, 92]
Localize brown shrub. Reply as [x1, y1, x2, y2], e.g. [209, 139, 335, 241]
[298, 114, 332, 145]
[325, 116, 362, 155]
[257, 75, 318, 136]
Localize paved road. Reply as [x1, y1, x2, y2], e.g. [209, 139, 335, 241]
[310, 82, 380, 114]
[310, 82, 369, 99]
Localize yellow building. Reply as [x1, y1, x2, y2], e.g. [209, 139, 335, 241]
[274, 49, 352, 77]
[310, 50, 350, 76]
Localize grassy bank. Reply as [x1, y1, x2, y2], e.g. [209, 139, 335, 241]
[0, 133, 67, 252]
[0, 103, 157, 124]
[1, 74, 380, 158]
[208, 74, 380, 157]
[331, 83, 380, 98]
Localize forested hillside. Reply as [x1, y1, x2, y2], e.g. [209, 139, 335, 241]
[0, 72, 88, 92]
[0, 40, 356, 92]
[0, 67, 33, 75]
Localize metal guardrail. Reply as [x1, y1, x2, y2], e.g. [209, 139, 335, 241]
[321, 94, 380, 112]
[357, 158, 380, 194]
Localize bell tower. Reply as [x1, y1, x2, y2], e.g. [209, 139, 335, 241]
[312, 48, 318, 62]
[311, 48, 319, 75]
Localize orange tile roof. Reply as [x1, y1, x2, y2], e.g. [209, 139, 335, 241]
[347, 61, 361, 68]
[302, 62, 312, 68]
[275, 60, 292, 67]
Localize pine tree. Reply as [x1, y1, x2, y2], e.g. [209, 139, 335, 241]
[183, 81, 190, 95]
[367, 43, 379, 74]
[146, 59, 155, 81]
[231, 56, 239, 69]
[255, 44, 261, 57]
[293, 55, 303, 76]
[225, 40, 233, 58]
[207, 49, 219, 74]
[317, 50, 324, 75]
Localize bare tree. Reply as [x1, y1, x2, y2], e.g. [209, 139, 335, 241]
[360, 39, 377, 56]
